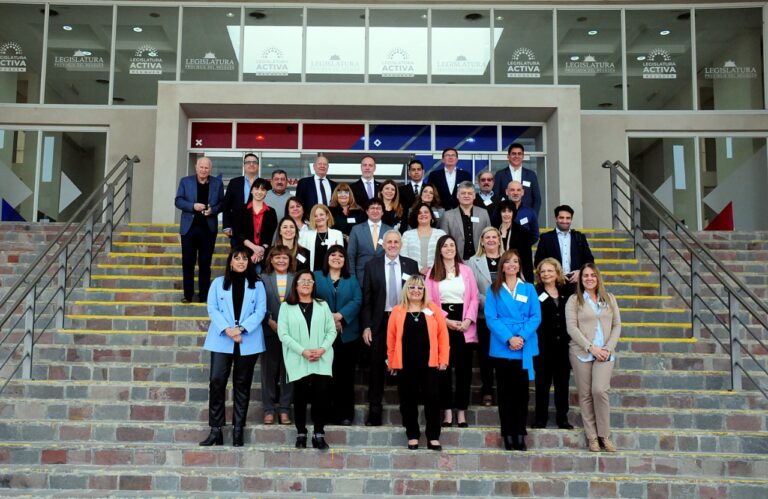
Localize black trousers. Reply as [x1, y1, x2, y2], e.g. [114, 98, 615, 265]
[397, 365, 441, 441]
[439, 329, 473, 410]
[260, 334, 293, 415]
[293, 374, 331, 435]
[367, 315, 389, 418]
[494, 358, 530, 438]
[476, 318, 495, 397]
[181, 226, 217, 301]
[332, 336, 360, 422]
[208, 344, 259, 427]
[533, 346, 572, 425]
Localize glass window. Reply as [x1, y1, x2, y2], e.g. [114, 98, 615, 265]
[628, 137, 698, 229]
[369, 9, 428, 84]
[302, 124, 365, 150]
[306, 9, 365, 83]
[494, 10, 553, 85]
[435, 125, 497, 152]
[0, 129, 38, 221]
[696, 8, 764, 111]
[114, 6, 178, 106]
[557, 10, 622, 110]
[501, 126, 544, 152]
[236, 123, 299, 149]
[626, 10, 693, 110]
[243, 8, 302, 83]
[0, 4, 44, 104]
[431, 10, 492, 84]
[700, 137, 767, 230]
[369, 124, 431, 152]
[45, 4, 113, 104]
[181, 7, 240, 82]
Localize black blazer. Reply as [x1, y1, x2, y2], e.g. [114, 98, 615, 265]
[361, 254, 419, 335]
[350, 179, 381, 208]
[534, 229, 595, 272]
[295, 176, 338, 211]
[222, 176, 251, 231]
[234, 204, 278, 252]
[330, 206, 367, 237]
[535, 284, 572, 354]
[474, 193, 502, 224]
[426, 168, 472, 210]
[398, 182, 423, 214]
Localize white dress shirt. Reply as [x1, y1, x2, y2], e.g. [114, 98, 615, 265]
[314, 175, 332, 205]
[384, 256, 401, 312]
[445, 168, 457, 194]
[557, 228, 572, 273]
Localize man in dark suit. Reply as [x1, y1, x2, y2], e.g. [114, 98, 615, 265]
[350, 155, 381, 208]
[222, 152, 260, 247]
[473, 170, 501, 223]
[361, 230, 419, 426]
[174, 157, 224, 303]
[398, 159, 426, 213]
[295, 154, 337, 211]
[347, 199, 392, 285]
[440, 181, 492, 260]
[534, 204, 594, 287]
[426, 148, 471, 210]
[503, 181, 539, 283]
[493, 142, 542, 218]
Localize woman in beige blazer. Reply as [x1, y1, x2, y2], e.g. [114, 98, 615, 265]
[565, 263, 621, 453]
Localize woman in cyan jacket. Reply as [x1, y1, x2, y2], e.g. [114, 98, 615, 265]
[425, 235, 479, 428]
[278, 269, 337, 450]
[313, 245, 362, 425]
[485, 249, 541, 452]
[200, 246, 267, 447]
[387, 275, 449, 451]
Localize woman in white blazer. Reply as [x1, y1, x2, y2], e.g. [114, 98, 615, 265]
[200, 247, 267, 447]
[400, 202, 446, 274]
[298, 204, 344, 271]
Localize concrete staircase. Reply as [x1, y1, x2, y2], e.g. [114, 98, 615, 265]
[1, 224, 767, 497]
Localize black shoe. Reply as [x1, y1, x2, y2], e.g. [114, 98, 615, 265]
[513, 435, 527, 452]
[295, 434, 307, 448]
[531, 422, 547, 429]
[312, 434, 329, 450]
[198, 295, 207, 303]
[232, 427, 244, 447]
[407, 440, 419, 450]
[338, 418, 353, 426]
[427, 441, 442, 451]
[181, 297, 192, 304]
[503, 435, 515, 451]
[199, 427, 223, 446]
[557, 421, 575, 430]
[457, 421, 469, 428]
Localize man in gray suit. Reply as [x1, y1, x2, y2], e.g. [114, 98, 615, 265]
[348, 198, 392, 285]
[439, 181, 491, 260]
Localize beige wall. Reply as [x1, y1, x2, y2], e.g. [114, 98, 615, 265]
[0, 107, 157, 222]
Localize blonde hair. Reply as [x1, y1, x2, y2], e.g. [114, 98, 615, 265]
[535, 257, 566, 287]
[474, 226, 502, 258]
[308, 204, 334, 230]
[399, 274, 431, 309]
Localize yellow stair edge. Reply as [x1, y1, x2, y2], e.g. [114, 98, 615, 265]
[606, 282, 659, 288]
[96, 263, 225, 270]
[595, 258, 638, 264]
[615, 295, 673, 300]
[75, 300, 205, 307]
[624, 322, 691, 328]
[60, 329, 204, 336]
[85, 288, 182, 293]
[620, 307, 687, 313]
[620, 337, 696, 343]
[602, 270, 652, 276]
[109, 252, 226, 258]
[113, 241, 231, 248]
[67, 315, 207, 321]
[91, 275, 179, 281]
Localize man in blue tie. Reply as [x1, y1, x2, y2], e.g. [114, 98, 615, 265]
[350, 155, 381, 209]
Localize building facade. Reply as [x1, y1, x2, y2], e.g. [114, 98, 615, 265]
[0, 1, 765, 229]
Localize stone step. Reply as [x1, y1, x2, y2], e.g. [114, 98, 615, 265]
[0, 418, 766, 456]
[4, 463, 767, 497]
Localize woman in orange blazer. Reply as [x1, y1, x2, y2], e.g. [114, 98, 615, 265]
[387, 274, 449, 451]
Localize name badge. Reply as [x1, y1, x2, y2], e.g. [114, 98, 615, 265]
[515, 294, 529, 303]
[401, 273, 411, 281]
[378, 239, 384, 245]
[470, 216, 480, 223]
[296, 253, 307, 263]
[433, 211, 441, 218]
[520, 217, 529, 225]
[346, 217, 356, 223]
[289, 191, 296, 196]
[538, 292, 549, 303]
[522, 181, 531, 188]
[423, 307, 434, 316]
[483, 199, 493, 206]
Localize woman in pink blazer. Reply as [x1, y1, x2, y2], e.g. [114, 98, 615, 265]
[425, 235, 479, 427]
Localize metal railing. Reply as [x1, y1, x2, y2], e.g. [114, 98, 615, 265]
[603, 160, 767, 398]
[0, 155, 140, 394]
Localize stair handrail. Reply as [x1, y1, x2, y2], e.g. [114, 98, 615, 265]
[0, 155, 140, 394]
[603, 159, 767, 398]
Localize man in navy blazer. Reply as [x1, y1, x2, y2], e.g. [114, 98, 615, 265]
[347, 199, 392, 285]
[493, 143, 542, 218]
[534, 204, 594, 286]
[175, 157, 224, 303]
[504, 181, 539, 283]
[426, 148, 471, 210]
[222, 152, 260, 246]
[360, 230, 419, 426]
[295, 154, 337, 211]
[350, 155, 381, 208]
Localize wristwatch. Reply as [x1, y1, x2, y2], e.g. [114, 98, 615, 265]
[237, 325, 246, 334]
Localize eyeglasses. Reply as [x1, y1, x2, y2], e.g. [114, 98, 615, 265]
[297, 279, 314, 285]
[244, 160, 259, 165]
[408, 286, 425, 291]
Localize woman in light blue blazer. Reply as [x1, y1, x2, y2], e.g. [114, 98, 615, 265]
[313, 244, 362, 425]
[200, 246, 267, 448]
[485, 249, 541, 452]
[278, 269, 337, 450]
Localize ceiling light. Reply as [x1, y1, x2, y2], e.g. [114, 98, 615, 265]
[62, 25, 73, 31]
[496, 16, 504, 21]
[132, 26, 143, 33]
[587, 30, 598, 36]
[226, 12, 235, 18]
[636, 55, 646, 61]
[570, 56, 580, 61]
[421, 14, 427, 20]
[660, 30, 670, 36]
